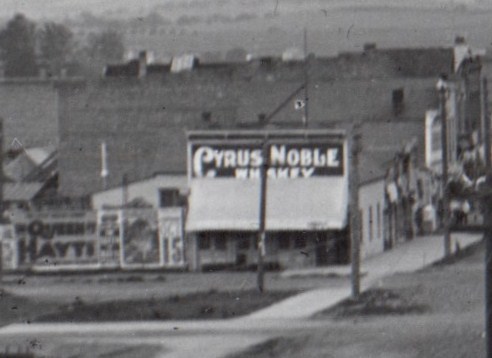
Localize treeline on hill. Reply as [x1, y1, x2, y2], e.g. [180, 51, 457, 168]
[0, 13, 125, 78]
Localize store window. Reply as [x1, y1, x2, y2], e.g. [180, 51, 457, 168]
[237, 233, 251, 250]
[215, 234, 227, 251]
[159, 188, 180, 208]
[198, 233, 211, 250]
[294, 234, 307, 249]
[277, 234, 290, 250]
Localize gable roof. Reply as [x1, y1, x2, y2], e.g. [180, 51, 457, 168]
[4, 182, 44, 201]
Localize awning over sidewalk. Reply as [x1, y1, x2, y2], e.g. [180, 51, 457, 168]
[186, 177, 348, 232]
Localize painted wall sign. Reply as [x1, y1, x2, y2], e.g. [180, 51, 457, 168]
[14, 214, 98, 268]
[191, 142, 343, 178]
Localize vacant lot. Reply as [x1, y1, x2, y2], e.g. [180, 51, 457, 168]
[0, 269, 346, 328]
[231, 242, 486, 358]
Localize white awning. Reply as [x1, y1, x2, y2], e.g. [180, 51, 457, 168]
[186, 177, 348, 232]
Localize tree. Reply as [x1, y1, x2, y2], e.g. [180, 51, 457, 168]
[38, 22, 74, 75]
[0, 14, 38, 77]
[86, 29, 125, 63]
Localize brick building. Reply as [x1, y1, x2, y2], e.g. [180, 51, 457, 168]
[56, 46, 471, 199]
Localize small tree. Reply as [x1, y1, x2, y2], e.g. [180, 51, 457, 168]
[0, 14, 38, 77]
[38, 22, 74, 75]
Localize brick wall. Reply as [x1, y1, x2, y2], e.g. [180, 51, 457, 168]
[57, 50, 452, 197]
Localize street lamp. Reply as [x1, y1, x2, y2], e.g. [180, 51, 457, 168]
[436, 76, 452, 258]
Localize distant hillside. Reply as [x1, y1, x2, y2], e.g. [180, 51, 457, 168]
[1, 0, 491, 62]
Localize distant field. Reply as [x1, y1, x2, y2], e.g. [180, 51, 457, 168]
[2, 1, 492, 61]
[122, 6, 492, 60]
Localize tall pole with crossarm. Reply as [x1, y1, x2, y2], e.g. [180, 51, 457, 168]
[480, 76, 492, 358]
[437, 77, 452, 258]
[257, 140, 268, 293]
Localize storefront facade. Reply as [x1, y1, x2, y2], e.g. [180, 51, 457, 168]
[185, 130, 350, 270]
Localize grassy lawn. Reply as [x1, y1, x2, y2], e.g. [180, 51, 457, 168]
[33, 289, 296, 322]
[230, 242, 486, 358]
[0, 287, 298, 326]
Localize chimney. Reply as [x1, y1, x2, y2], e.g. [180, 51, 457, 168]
[138, 51, 147, 78]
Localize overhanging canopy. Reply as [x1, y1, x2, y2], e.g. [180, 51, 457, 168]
[186, 177, 348, 232]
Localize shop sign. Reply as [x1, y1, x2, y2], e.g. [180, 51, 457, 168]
[191, 142, 343, 178]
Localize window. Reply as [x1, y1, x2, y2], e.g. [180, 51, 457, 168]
[198, 233, 211, 250]
[360, 210, 364, 243]
[159, 189, 180, 208]
[277, 233, 290, 250]
[201, 111, 212, 122]
[392, 88, 404, 115]
[369, 206, 374, 242]
[377, 203, 381, 239]
[237, 233, 251, 250]
[215, 234, 227, 251]
[294, 234, 307, 249]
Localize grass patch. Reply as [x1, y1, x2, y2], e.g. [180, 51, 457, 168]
[319, 288, 428, 319]
[0, 289, 59, 327]
[34, 289, 297, 322]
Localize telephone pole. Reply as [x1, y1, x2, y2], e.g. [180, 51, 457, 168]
[350, 125, 362, 298]
[437, 78, 452, 258]
[257, 140, 268, 293]
[481, 76, 492, 358]
[303, 28, 309, 128]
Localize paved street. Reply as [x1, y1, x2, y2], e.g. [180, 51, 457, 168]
[0, 232, 482, 358]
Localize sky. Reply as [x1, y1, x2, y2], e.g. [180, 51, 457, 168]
[0, 0, 485, 20]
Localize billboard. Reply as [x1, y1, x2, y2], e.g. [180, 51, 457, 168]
[186, 130, 349, 231]
[120, 208, 160, 268]
[1, 208, 186, 271]
[158, 208, 185, 267]
[0, 224, 17, 270]
[13, 211, 98, 270]
[191, 142, 344, 178]
[97, 209, 121, 268]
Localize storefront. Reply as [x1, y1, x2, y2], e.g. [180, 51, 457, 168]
[185, 130, 350, 270]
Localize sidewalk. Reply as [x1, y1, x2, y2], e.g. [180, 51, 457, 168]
[0, 232, 483, 358]
[246, 232, 482, 319]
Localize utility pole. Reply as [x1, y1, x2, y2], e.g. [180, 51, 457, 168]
[350, 125, 362, 298]
[101, 141, 109, 190]
[0, 119, 3, 282]
[481, 76, 492, 358]
[303, 28, 309, 128]
[257, 140, 268, 293]
[437, 78, 452, 258]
